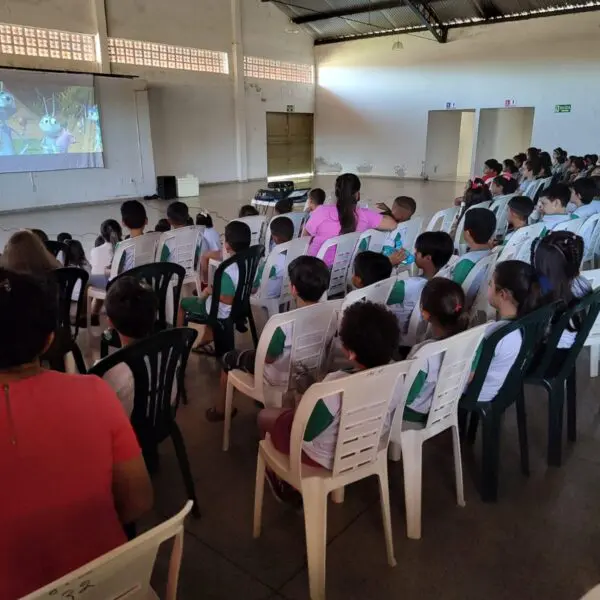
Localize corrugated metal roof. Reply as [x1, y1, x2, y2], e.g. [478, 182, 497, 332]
[269, 0, 600, 43]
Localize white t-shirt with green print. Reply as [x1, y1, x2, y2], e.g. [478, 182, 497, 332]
[386, 276, 427, 337]
[263, 321, 293, 386]
[253, 251, 286, 299]
[206, 263, 239, 319]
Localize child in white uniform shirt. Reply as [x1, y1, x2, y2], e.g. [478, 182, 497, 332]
[196, 212, 221, 253]
[536, 184, 578, 234]
[569, 178, 600, 219]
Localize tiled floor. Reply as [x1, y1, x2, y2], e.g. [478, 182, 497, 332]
[69, 177, 600, 599]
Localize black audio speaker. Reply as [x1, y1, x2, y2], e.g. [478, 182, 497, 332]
[157, 176, 177, 200]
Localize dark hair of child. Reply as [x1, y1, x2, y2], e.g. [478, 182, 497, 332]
[414, 231, 454, 270]
[503, 158, 519, 174]
[525, 158, 542, 178]
[464, 208, 496, 244]
[508, 196, 534, 220]
[539, 151, 552, 174]
[393, 196, 417, 215]
[553, 147, 567, 163]
[353, 251, 393, 287]
[540, 183, 570, 207]
[100, 219, 123, 246]
[335, 173, 361, 234]
[270, 216, 294, 243]
[0, 268, 58, 369]
[484, 159, 502, 174]
[155, 218, 171, 233]
[105, 276, 158, 340]
[571, 156, 586, 172]
[224, 220, 251, 252]
[309, 188, 326, 206]
[492, 175, 519, 195]
[571, 178, 597, 205]
[592, 176, 600, 195]
[196, 213, 214, 228]
[57, 232, 72, 243]
[339, 301, 399, 369]
[275, 198, 293, 214]
[288, 256, 330, 303]
[585, 154, 598, 166]
[493, 260, 542, 317]
[167, 201, 190, 226]
[238, 204, 259, 218]
[186, 216, 194, 226]
[527, 147, 540, 160]
[463, 184, 492, 209]
[31, 229, 49, 243]
[121, 199, 147, 230]
[64, 239, 89, 268]
[94, 235, 104, 248]
[513, 153, 527, 167]
[421, 278, 469, 337]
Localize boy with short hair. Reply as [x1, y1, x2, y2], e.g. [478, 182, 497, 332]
[211, 256, 330, 423]
[537, 183, 577, 233]
[569, 178, 600, 218]
[120, 199, 148, 271]
[306, 188, 326, 212]
[160, 201, 191, 262]
[253, 216, 294, 298]
[274, 198, 293, 215]
[504, 196, 534, 242]
[103, 276, 158, 415]
[380, 196, 417, 259]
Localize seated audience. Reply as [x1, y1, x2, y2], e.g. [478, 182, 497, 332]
[239, 204, 260, 218]
[155, 218, 171, 233]
[482, 159, 502, 184]
[513, 152, 527, 181]
[380, 196, 417, 260]
[159, 201, 191, 262]
[584, 154, 598, 175]
[64, 239, 91, 300]
[536, 184, 575, 233]
[0, 268, 152, 599]
[490, 174, 518, 197]
[569, 178, 600, 218]
[196, 211, 221, 252]
[504, 196, 534, 242]
[0, 229, 60, 275]
[552, 147, 569, 180]
[274, 198, 293, 215]
[502, 158, 519, 179]
[31, 228, 49, 243]
[120, 199, 148, 270]
[539, 151, 553, 178]
[518, 158, 543, 198]
[567, 156, 586, 182]
[57, 232, 72, 243]
[306, 187, 326, 212]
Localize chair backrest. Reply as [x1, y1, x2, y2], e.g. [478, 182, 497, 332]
[426, 206, 459, 233]
[582, 269, 600, 346]
[54, 267, 89, 340]
[580, 214, 600, 264]
[23, 501, 193, 600]
[109, 232, 162, 279]
[461, 253, 497, 309]
[231, 216, 267, 246]
[410, 324, 487, 435]
[254, 237, 311, 306]
[316, 232, 360, 297]
[402, 284, 427, 347]
[107, 262, 186, 329]
[88, 328, 197, 446]
[253, 300, 341, 397]
[552, 217, 585, 235]
[489, 194, 513, 239]
[497, 222, 545, 263]
[341, 277, 396, 313]
[157, 226, 203, 285]
[394, 216, 423, 254]
[454, 201, 492, 254]
[45, 240, 67, 263]
[525, 178, 547, 202]
[354, 228, 387, 254]
[288, 361, 411, 479]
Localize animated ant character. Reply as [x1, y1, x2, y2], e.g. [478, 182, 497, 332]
[85, 104, 102, 152]
[38, 93, 64, 154]
[0, 82, 18, 156]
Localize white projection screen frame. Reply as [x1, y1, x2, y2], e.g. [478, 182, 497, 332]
[0, 69, 104, 173]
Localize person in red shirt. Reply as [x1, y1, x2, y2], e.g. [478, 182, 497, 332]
[0, 268, 153, 599]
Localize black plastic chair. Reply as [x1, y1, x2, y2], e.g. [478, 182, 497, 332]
[100, 262, 186, 359]
[89, 327, 200, 517]
[459, 303, 556, 502]
[524, 288, 600, 467]
[45, 240, 68, 261]
[186, 245, 264, 357]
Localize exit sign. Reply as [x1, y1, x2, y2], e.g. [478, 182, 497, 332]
[555, 104, 571, 113]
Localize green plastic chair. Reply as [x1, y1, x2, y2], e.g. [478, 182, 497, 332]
[459, 303, 556, 502]
[524, 288, 600, 467]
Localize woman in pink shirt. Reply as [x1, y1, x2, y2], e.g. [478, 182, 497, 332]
[304, 173, 397, 265]
[0, 268, 153, 599]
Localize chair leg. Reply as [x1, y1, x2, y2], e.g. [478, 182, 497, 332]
[388, 441, 402, 462]
[170, 423, 200, 517]
[466, 412, 479, 445]
[400, 431, 423, 540]
[590, 345, 599, 378]
[302, 481, 328, 600]
[566, 368, 577, 443]
[547, 384, 565, 467]
[377, 457, 397, 567]
[451, 424, 465, 507]
[480, 414, 502, 503]
[248, 310, 259, 349]
[253, 451, 266, 538]
[70, 342, 87, 374]
[223, 378, 235, 452]
[331, 487, 345, 504]
[515, 388, 530, 476]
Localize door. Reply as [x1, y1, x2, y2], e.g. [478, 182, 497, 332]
[266, 112, 314, 178]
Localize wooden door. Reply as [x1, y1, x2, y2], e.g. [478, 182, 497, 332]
[266, 112, 314, 177]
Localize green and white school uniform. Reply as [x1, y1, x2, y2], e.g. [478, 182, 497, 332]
[572, 203, 600, 219]
[449, 249, 491, 286]
[540, 213, 578, 235]
[302, 369, 402, 469]
[180, 262, 239, 319]
[386, 276, 427, 336]
[263, 322, 293, 386]
[557, 276, 592, 349]
[253, 251, 286, 299]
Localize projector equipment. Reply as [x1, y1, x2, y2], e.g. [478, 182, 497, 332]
[157, 176, 177, 200]
[267, 181, 295, 193]
[254, 188, 288, 203]
[286, 188, 311, 204]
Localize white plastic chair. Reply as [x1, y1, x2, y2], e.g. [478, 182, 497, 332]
[489, 194, 513, 239]
[231, 215, 267, 246]
[497, 222, 545, 263]
[157, 226, 203, 287]
[394, 217, 423, 255]
[402, 285, 427, 347]
[580, 214, 600, 269]
[523, 178, 547, 201]
[23, 501, 192, 600]
[582, 268, 600, 377]
[426, 206, 459, 233]
[253, 362, 411, 600]
[341, 277, 397, 313]
[461, 253, 497, 309]
[345, 229, 387, 287]
[552, 217, 585, 235]
[454, 201, 492, 254]
[251, 237, 311, 318]
[580, 583, 600, 599]
[263, 213, 308, 251]
[223, 300, 342, 451]
[388, 324, 487, 539]
[316, 232, 360, 298]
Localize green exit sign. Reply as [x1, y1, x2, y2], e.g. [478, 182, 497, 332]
[555, 104, 572, 113]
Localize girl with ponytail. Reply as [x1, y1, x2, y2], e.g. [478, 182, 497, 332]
[304, 173, 397, 266]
